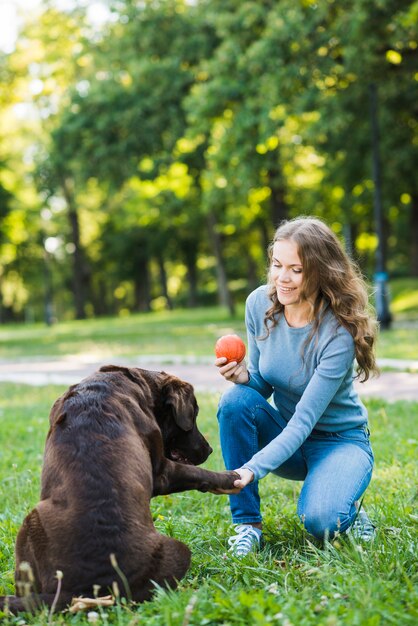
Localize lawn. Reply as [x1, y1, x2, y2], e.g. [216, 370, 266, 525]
[388, 278, 418, 318]
[0, 384, 417, 625]
[0, 303, 417, 364]
[0, 307, 247, 361]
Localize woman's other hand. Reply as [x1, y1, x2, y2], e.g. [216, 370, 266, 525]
[215, 357, 250, 384]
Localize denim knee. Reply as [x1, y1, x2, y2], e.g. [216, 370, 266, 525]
[299, 508, 353, 540]
[217, 384, 261, 422]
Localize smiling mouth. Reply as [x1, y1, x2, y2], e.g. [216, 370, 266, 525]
[279, 286, 296, 293]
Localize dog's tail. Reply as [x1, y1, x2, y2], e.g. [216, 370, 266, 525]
[0, 592, 73, 615]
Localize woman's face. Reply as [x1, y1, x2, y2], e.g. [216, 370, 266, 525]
[270, 239, 304, 306]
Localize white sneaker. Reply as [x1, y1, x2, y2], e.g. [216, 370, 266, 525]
[227, 524, 262, 556]
[347, 507, 376, 542]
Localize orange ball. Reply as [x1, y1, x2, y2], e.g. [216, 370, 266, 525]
[215, 334, 246, 364]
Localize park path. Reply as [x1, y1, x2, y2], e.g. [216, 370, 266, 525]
[0, 355, 417, 402]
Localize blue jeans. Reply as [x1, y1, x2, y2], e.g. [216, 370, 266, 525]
[217, 385, 374, 540]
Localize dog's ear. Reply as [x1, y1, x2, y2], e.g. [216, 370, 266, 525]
[100, 364, 145, 386]
[48, 385, 77, 427]
[49, 397, 66, 426]
[163, 376, 197, 432]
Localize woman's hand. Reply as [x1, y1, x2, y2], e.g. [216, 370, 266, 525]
[209, 467, 254, 494]
[232, 467, 254, 489]
[215, 357, 250, 384]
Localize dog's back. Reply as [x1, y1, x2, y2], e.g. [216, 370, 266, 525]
[31, 374, 167, 595]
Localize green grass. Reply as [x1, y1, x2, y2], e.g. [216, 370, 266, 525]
[0, 306, 246, 361]
[0, 384, 417, 625]
[0, 277, 416, 363]
[377, 328, 418, 361]
[389, 278, 418, 317]
[0, 303, 418, 365]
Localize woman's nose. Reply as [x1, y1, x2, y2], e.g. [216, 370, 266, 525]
[278, 268, 291, 281]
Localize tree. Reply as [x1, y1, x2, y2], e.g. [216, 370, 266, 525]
[44, 0, 224, 311]
[1, 0, 416, 322]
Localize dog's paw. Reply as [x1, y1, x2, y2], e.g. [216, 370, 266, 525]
[218, 470, 240, 490]
[222, 471, 241, 482]
[207, 471, 241, 495]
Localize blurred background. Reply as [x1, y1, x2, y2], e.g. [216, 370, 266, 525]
[0, 0, 416, 325]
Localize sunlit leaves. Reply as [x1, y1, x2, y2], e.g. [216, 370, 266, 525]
[386, 50, 403, 64]
[1, 0, 417, 320]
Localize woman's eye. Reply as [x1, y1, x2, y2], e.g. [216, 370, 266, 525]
[272, 263, 302, 273]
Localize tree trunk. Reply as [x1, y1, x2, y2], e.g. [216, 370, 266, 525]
[134, 259, 151, 312]
[206, 210, 235, 315]
[186, 258, 199, 308]
[91, 278, 110, 316]
[183, 243, 199, 308]
[43, 250, 54, 326]
[247, 253, 260, 293]
[61, 177, 90, 320]
[410, 195, 418, 276]
[267, 159, 288, 228]
[157, 255, 173, 310]
[382, 213, 390, 274]
[258, 218, 271, 253]
[343, 220, 360, 259]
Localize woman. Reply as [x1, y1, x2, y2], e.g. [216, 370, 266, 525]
[216, 216, 378, 556]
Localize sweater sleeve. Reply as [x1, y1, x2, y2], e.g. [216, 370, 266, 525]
[242, 295, 274, 399]
[242, 330, 355, 481]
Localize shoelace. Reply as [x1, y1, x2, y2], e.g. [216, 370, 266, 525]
[228, 525, 261, 555]
[350, 509, 376, 541]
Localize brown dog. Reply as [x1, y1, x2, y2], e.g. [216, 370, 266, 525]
[0, 365, 238, 614]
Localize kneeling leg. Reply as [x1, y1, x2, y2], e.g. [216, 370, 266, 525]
[297, 440, 373, 540]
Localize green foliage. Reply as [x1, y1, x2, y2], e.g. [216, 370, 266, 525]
[0, 386, 417, 625]
[0, 0, 417, 320]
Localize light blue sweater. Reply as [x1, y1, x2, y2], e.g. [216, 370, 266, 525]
[241, 285, 368, 481]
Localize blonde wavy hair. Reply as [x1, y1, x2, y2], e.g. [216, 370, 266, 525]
[263, 216, 379, 382]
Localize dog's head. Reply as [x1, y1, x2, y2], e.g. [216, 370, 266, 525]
[99, 365, 213, 466]
[158, 373, 212, 466]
